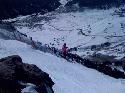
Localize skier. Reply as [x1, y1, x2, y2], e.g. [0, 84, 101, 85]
[62, 43, 68, 58]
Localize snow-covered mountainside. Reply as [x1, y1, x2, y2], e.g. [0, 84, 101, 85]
[0, 38, 125, 93]
[13, 8, 125, 59]
[1, 6, 125, 93]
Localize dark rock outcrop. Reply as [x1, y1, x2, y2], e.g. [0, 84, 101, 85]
[65, 53, 125, 79]
[0, 0, 61, 20]
[0, 55, 54, 93]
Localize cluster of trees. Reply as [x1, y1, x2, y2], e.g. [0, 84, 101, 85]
[66, 0, 125, 9]
[0, 0, 61, 20]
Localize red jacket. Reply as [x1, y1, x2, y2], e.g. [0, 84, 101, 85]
[62, 45, 68, 54]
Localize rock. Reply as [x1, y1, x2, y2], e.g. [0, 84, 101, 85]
[0, 0, 61, 20]
[0, 55, 54, 93]
[66, 53, 125, 79]
[86, 53, 116, 65]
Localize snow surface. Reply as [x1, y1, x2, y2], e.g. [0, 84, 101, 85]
[0, 38, 125, 93]
[15, 8, 125, 59]
[21, 83, 38, 93]
[1, 7, 125, 93]
[59, 0, 71, 5]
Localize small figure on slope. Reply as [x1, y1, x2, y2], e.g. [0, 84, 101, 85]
[62, 43, 68, 58]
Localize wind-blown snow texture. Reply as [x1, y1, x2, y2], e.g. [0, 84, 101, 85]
[0, 39, 125, 93]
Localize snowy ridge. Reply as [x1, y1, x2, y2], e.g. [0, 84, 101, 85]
[1, 23, 125, 79]
[0, 38, 125, 93]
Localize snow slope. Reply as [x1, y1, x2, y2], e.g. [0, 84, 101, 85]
[0, 38, 125, 93]
[14, 8, 125, 59]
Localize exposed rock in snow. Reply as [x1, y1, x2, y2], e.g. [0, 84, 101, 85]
[12, 8, 125, 59]
[0, 38, 125, 93]
[0, 55, 54, 93]
[1, 6, 125, 93]
[0, 0, 61, 20]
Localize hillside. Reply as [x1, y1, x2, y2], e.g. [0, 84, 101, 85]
[0, 2, 125, 93]
[12, 8, 125, 59]
[0, 38, 125, 93]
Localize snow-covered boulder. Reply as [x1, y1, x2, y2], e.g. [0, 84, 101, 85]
[0, 55, 54, 93]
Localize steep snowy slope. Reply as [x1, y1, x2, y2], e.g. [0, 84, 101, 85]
[0, 38, 125, 93]
[14, 8, 125, 59]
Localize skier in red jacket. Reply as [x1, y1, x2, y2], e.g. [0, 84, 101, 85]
[62, 43, 68, 58]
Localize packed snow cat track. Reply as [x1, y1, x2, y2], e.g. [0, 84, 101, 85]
[0, 22, 125, 79]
